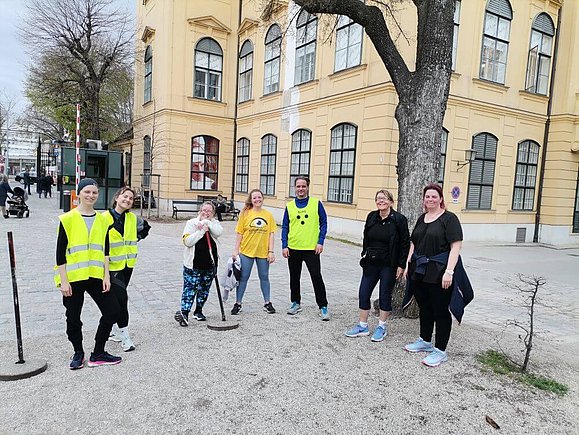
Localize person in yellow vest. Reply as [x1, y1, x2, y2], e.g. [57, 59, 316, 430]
[281, 176, 330, 320]
[55, 178, 122, 369]
[103, 186, 150, 352]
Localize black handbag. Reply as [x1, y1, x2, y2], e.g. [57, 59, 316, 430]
[360, 247, 388, 267]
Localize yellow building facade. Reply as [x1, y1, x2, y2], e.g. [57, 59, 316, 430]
[129, 0, 579, 247]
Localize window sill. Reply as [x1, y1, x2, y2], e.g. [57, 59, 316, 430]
[507, 209, 536, 214]
[325, 200, 357, 208]
[451, 72, 461, 80]
[142, 100, 154, 108]
[261, 91, 283, 101]
[461, 208, 496, 213]
[329, 64, 367, 79]
[518, 90, 549, 103]
[238, 99, 254, 106]
[472, 78, 509, 92]
[292, 79, 319, 90]
[188, 96, 227, 106]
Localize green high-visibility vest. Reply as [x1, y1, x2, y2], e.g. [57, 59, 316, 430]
[287, 197, 319, 250]
[102, 211, 138, 271]
[54, 209, 107, 286]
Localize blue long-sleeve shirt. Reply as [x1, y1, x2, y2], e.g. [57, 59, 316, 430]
[281, 196, 327, 249]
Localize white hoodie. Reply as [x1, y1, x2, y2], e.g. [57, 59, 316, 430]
[182, 217, 224, 269]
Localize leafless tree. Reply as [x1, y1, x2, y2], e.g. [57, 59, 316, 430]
[0, 91, 17, 169]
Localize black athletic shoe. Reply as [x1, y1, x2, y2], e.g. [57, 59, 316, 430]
[88, 351, 122, 367]
[263, 302, 276, 314]
[193, 311, 206, 321]
[69, 351, 85, 370]
[231, 303, 242, 315]
[174, 310, 189, 327]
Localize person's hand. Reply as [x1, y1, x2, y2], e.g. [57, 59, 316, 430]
[396, 267, 404, 280]
[315, 244, 324, 255]
[267, 252, 275, 264]
[282, 248, 289, 258]
[442, 271, 453, 289]
[103, 275, 111, 293]
[232, 251, 239, 260]
[60, 282, 72, 297]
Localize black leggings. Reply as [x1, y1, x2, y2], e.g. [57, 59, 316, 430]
[413, 281, 452, 351]
[358, 264, 396, 311]
[62, 278, 120, 354]
[288, 249, 328, 308]
[110, 267, 134, 328]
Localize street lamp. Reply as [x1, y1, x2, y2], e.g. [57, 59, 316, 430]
[456, 148, 477, 170]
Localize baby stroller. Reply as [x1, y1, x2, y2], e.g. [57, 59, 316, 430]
[6, 187, 30, 218]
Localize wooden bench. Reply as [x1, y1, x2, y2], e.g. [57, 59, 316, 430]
[171, 200, 203, 219]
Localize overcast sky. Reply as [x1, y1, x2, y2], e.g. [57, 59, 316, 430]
[0, 0, 135, 113]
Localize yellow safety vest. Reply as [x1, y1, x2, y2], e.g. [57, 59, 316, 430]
[287, 197, 320, 250]
[54, 209, 107, 286]
[102, 211, 138, 271]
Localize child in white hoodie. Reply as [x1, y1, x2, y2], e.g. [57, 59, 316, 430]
[174, 201, 223, 325]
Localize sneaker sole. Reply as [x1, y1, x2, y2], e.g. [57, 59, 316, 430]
[287, 308, 302, 315]
[108, 336, 122, 343]
[122, 345, 136, 352]
[174, 312, 188, 327]
[421, 357, 448, 367]
[69, 360, 85, 370]
[371, 335, 386, 342]
[345, 332, 370, 338]
[263, 307, 276, 314]
[194, 316, 207, 321]
[404, 347, 434, 353]
[88, 359, 122, 367]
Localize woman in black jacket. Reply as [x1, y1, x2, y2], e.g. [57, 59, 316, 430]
[345, 189, 410, 342]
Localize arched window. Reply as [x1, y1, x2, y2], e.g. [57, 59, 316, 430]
[512, 140, 539, 210]
[452, 1, 461, 70]
[239, 40, 253, 102]
[144, 46, 152, 103]
[467, 133, 498, 209]
[295, 10, 317, 85]
[264, 24, 281, 95]
[439, 129, 448, 186]
[143, 135, 151, 188]
[328, 123, 357, 203]
[525, 13, 555, 95]
[191, 135, 219, 190]
[334, 14, 362, 72]
[235, 138, 250, 192]
[479, 0, 512, 84]
[194, 38, 223, 101]
[289, 129, 311, 197]
[260, 134, 277, 195]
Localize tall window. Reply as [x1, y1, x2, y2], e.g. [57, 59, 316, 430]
[525, 13, 555, 95]
[439, 129, 448, 185]
[512, 140, 539, 210]
[260, 135, 277, 196]
[143, 136, 151, 188]
[295, 10, 317, 85]
[144, 46, 152, 103]
[191, 135, 219, 190]
[479, 0, 512, 84]
[328, 123, 356, 203]
[289, 129, 311, 197]
[194, 38, 223, 101]
[236, 138, 249, 193]
[264, 24, 281, 95]
[238, 40, 253, 102]
[573, 171, 579, 233]
[452, 1, 461, 70]
[467, 133, 497, 209]
[334, 15, 362, 72]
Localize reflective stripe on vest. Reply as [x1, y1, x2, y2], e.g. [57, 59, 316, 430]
[54, 210, 107, 286]
[287, 197, 320, 250]
[102, 211, 138, 271]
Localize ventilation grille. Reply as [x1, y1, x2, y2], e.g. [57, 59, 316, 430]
[516, 227, 526, 243]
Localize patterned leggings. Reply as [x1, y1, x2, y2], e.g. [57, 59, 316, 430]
[181, 266, 214, 314]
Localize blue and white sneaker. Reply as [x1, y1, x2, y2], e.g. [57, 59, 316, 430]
[371, 325, 388, 342]
[287, 302, 302, 315]
[422, 348, 448, 367]
[404, 337, 434, 353]
[319, 306, 330, 321]
[345, 324, 370, 337]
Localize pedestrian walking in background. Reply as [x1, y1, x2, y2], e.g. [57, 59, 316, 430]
[0, 174, 14, 218]
[345, 189, 410, 342]
[55, 178, 122, 369]
[282, 176, 330, 320]
[23, 170, 31, 195]
[174, 201, 223, 326]
[231, 189, 277, 315]
[103, 186, 151, 352]
[403, 183, 473, 367]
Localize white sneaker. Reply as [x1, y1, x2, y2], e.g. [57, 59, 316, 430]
[108, 326, 122, 343]
[118, 327, 135, 352]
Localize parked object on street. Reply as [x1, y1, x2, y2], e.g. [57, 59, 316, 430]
[5, 187, 30, 218]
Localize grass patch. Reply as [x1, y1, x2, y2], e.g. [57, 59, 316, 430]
[477, 350, 568, 396]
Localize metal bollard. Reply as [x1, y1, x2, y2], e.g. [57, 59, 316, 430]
[63, 190, 71, 212]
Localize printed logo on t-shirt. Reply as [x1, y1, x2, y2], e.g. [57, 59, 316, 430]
[250, 217, 268, 231]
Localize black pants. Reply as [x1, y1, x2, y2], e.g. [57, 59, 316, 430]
[358, 264, 396, 311]
[62, 278, 120, 354]
[110, 267, 134, 328]
[215, 204, 226, 221]
[413, 281, 452, 351]
[288, 249, 328, 308]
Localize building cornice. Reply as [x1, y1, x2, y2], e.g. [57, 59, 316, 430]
[238, 18, 259, 36]
[140, 26, 156, 43]
[187, 16, 231, 34]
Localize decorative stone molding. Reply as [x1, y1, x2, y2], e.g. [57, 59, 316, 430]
[140, 26, 156, 43]
[187, 16, 231, 35]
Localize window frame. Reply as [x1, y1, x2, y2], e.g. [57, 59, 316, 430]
[467, 132, 498, 210]
[294, 10, 317, 85]
[238, 40, 253, 102]
[512, 140, 540, 211]
[573, 169, 579, 233]
[190, 135, 219, 191]
[194, 38, 223, 102]
[289, 129, 312, 197]
[327, 123, 357, 204]
[260, 134, 277, 196]
[235, 137, 250, 193]
[525, 13, 555, 95]
[479, 0, 512, 84]
[144, 46, 152, 103]
[264, 24, 282, 95]
[452, 0, 461, 70]
[439, 129, 448, 186]
[334, 14, 363, 72]
[143, 135, 151, 188]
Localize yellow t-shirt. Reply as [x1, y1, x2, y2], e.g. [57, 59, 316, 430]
[236, 208, 277, 258]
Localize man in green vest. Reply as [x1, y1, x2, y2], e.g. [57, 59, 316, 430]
[282, 176, 329, 320]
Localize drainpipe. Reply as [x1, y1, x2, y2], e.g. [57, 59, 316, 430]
[533, 7, 562, 243]
[230, 0, 243, 200]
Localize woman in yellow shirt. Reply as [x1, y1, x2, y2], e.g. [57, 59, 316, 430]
[231, 189, 277, 315]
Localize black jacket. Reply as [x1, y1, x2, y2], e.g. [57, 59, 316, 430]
[362, 209, 410, 269]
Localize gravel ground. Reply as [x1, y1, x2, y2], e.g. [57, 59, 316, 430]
[0, 304, 577, 434]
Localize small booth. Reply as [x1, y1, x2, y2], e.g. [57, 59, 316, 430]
[59, 147, 123, 210]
